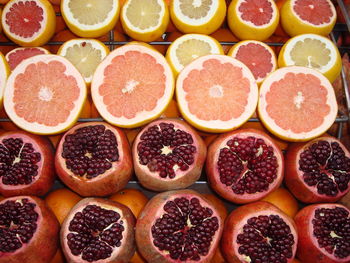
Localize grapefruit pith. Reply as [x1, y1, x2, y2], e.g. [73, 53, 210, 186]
[0, 53, 10, 107]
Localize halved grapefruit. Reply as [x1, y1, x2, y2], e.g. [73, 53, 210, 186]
[4, 54, 87, 135]
[227, 0, 279, 41]
[0, 53, 10, 106]
[281, 0, 337, 36]
[228, 40, 277, 85]
[258, 66, 338, 141]
[91, 43, 175, 128]
[5, 47, 50, 70]
[2, 0, 56, 46]
[176, 54, 259, 132]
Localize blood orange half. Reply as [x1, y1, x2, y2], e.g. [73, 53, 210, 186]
[4, 54, 87, 135]
[176, 54, 258, 133]
[5, 47, 50, 70]
[2, 0, 56, 46]
[91, 43, 175, 128]
[258, 66, 338, 141]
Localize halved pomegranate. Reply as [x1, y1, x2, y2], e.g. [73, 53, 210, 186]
[60, 198, 136, 263]
[55, 122, 133, 197]
[206, 129, 284, 204]
[136, 189, 223, 262]
[133, 119, 207, 191]
[221, 201, 298, 263]
[0, 196, 59, 263]
[285, 136, 350, 203]
[295, 203, 350, 263]
[0, 131, 55, 197]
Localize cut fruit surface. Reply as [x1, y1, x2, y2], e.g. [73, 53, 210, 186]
[61, 0, 120, 38]
[281, 0, 337, 37]
[278, 33, 342, 83]
[170, 0, 227, 34]
[258, 66, 338, 141]
[121, 0, 169, 42]
[5, 47, 50, 71]
[227, 0, 279, 41]
[57, 38, 109, 85]
[4, 54, 87, 135]
[2, 0, 56, 46]
[91, 43, 174, 128]
[176, 54, 258, 132]
[0, 53, 10, 107]
[166, 33, 224, 76]
[228, 40, 277, 85]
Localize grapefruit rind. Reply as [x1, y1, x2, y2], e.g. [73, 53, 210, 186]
[5, 47, 50, 70]
[2, 0, 56, 47]
[61, 0, 120, 38]
[0, 53, 10, 107]
[278, 34, 342, 83]
[91, 43, 175, 128]
[258, 66, 338, 142]
[176, 54, 259, 133]
[4, 54, 87, 135]
[228, 0, 279, 41]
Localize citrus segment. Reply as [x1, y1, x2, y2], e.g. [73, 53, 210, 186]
[227, 0, 279, 41]
[0, 52, 10, 107]
[170, 0, 226, 34]
[176, 54, 258, 132]
[228, 40, 277, 85]
[258, 66, 338, 141]
[5, 47, 50, 70]
[4, 54, 87, 135]
[61, 0, 120, 37]
[121, 0, 169, 42]
[166, 33, 224, 76]
[278, 34, 342, 83]
[2, 0, 56, 46]
[91, 43, 174, 128]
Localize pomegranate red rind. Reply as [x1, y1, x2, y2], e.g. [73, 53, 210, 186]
[136, 189, 224, 263]
[133, 118, 207, 191]
[61, 198, 136, 263]
[55, 122, 133, 197]
[0, 196, 59, 263]
[206, 128, 284, 204]
[221, 201, 298, 263]
[295, 203, 350, 263]
[285, 136, 350, 203]
[0, 131, 55, 197]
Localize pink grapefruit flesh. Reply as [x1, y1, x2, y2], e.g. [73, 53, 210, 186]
[239, 0, 274, 26]
[293, 0, 333, 25]
[6, 47, 49, 70]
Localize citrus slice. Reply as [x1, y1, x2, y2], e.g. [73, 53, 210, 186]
[258, 66, 338, 141]
[2, 0, 56, 46]
[176, 54, 259, 132]
[5, 47, 50, 70]
[91, 43, 175, 128]
[4, 54, 87, 135]
[57, 39, 109, 85]
[120, 0, 169, 42]
[228, 40, 277, 85]
[170, 0, 226, 34]
[0, 53, 10, 106]
[61, 0, 120, 38]
[281, 0, 337, 37]
[166, 33, 224, 76]
[278, 33, 341, 83]
[227, 0, 279, 41]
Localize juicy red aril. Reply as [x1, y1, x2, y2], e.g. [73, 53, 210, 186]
[300, 141, 350, 197]
[151, 197, 219, 261]
[0, 198, 38, 252]
[62, 125, 119, 179]
[218, 136, 279, 195]
[0, 138, 41, 185]
[237, 214, 295, 263]
[67, 205, 124, 262]
[313, 207, 350, 259]
[137, 123, 196, 179]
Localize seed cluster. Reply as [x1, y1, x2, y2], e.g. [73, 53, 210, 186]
[67, 204, 124, 262]
[217, 136, 279, 195]
[151, 197, 219, 261]
[237, 214, 295, 263]
[0, 198, 38, 252]
[62, 125, 119, 179]
[137, 123, 196, 179]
